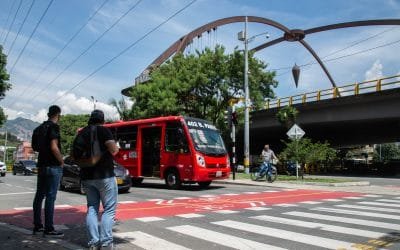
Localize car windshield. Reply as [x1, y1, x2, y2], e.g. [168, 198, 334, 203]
[186, 118, 227, 156]
[23, 161, 37, 167]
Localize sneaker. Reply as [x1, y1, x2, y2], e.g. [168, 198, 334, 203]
[88, 245, 100, 250]
[101, 243, 114, 250]
[32, 226, 44, 235]
[43, 229, 64, 237]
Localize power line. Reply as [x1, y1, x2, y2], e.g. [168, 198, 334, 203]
[7, 0, 36, 56]
[2, 0, 23, 46]
[276, 37, 400, 77]
[272, 27, 398, 72]
[29, 0, 142, 103]
[48, 0, 198, 107]
[8, 0, 110, 108]
[9, 0, 54, 74]
[0, 1, 17, 41]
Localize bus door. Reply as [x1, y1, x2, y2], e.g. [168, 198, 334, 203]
[140, 126, 162, 177]
[162, 121, 192, 181]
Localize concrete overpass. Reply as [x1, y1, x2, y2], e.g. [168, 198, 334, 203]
[243, 76, 400, 153]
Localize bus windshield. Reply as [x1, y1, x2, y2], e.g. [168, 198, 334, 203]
[185, 118, 227, 156]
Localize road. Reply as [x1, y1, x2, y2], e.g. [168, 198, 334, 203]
[1, 174, 400, 249]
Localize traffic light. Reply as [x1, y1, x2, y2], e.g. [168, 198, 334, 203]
[224, 106, 232, 127]
[231, 111, 238, 126]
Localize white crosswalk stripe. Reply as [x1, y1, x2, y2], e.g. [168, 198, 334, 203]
[251, 215, 385, 238]
[312, 207, 400, 220]
[336, 204, 400, 214]
[114, 231, 191, 250]
[168, 224, 287, 250]
[376, 198, 400, 203]
[286, 211, 400, 230]
[212, 220, 354, 249]
[359, 201, 400, 208]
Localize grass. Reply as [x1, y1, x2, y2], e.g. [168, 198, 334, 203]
[231, 172, 352, 183]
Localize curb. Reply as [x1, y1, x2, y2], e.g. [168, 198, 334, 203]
[214, 179, 370, 187]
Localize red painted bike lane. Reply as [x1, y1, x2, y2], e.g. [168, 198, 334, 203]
[0, 189, 361, 229]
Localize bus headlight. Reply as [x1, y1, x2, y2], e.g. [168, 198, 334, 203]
[196, 154, 205, 168]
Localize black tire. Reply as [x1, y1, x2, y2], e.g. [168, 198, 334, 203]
[118, 187, 130, 194]
[250, 166, 261, 181]
[1, 173, 5, 177]
[131, 177, 144, 186]
[198, 181, 212, 188]
[269, 166, 278, 183]
[59, 177, 66, 191]
[80, 181, 86, 195]
[165, 169, 181, 189]
[13, 170, 16, 175]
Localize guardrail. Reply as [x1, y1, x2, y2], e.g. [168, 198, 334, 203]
[265, 75, 400, 109]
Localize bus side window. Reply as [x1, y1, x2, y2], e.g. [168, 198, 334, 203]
[165, 122, 189, 153]
[116, 126, 138, 150]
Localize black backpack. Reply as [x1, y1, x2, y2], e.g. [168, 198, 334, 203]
[31, 122, 51, 152]
[71, 125, 103, 167]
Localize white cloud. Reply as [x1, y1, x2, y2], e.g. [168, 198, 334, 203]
[365, 59, 383, 81]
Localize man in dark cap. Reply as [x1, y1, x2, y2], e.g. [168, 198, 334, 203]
[32, 105, 64, 236]
[77, 110, 119, 250]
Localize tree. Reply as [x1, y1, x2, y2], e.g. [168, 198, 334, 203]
[109, 98, 131, 121]
[59, 114, 89, 155]
[0, 45, 12, 127]
[374, 143, 400, 162]
[129, 45, 277, 132]
[276, 106, 298, 128]
[278, 138, 336, 167]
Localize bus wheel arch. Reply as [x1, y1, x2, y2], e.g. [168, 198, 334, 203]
[164, 167, 181, 189]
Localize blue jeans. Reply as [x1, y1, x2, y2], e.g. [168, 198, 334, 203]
[83, 177, 118, 247]
[33, 166, 63, 231]
[259, 162, 272, 177]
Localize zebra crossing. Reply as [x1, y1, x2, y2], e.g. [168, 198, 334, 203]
[111, 194, 400, 250]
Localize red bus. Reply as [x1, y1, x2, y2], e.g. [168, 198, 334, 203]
[105, 116, 230, 189]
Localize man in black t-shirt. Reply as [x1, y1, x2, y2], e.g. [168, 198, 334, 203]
[79, 110, 119, 250]
[32, 105, 64, 237]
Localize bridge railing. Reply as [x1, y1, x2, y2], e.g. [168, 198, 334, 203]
[265, 75, 400, 109]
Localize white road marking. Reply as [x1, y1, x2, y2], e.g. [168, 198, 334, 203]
[14, 207, 32, 210]
[118, 201, 137, 204]
[274, 203, 298, 207]
[213, 210, 239, 214]
[252, 215, 385, 238]
[322, 199, 343, 202]
[221, 193, 239, 196]
[136, 217, 165, 222]
[147, 199, 163, 202]
[176, 213, 205, 218]
[174, 197, 191, 200]
[343, 196, 364, 200]
[286, 211, 400, 230]
[299, 201, 322, 204]
[376, 198, 400, 203]
[336, 204, 400, 214]
[312, 207, 400, 220]
[245, 207, 271, 211]
[115, 231, 191, 250]
[168, 225, 286, 250]
[243, 191, 259, 194]
[213, 220, 354, 249]
[55, 205, 72, 208]
[362, 194, 381, 198]
[358, 201, 400, 208]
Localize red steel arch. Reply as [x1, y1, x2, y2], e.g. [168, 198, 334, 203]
[122, 17, 400, 96]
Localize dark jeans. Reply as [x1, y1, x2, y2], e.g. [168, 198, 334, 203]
[33, 166, 63, 231]
[259, 162, 272, 177]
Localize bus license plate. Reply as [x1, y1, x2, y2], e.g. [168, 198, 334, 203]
[216, 171, 222, 177]
[116, 178, 123, 185]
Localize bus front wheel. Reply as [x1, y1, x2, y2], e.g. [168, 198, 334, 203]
[165, 169, 181, 189]
[198, 181, 212, 188]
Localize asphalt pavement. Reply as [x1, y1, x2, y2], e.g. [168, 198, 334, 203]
[1, 173, 400, 249]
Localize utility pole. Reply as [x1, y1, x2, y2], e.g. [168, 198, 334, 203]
[3, 129, 7, 163]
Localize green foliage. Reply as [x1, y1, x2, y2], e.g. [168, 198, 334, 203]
[109, 98, 131, 120]
[373, 143, 400, 162]
[129, 45, 277, 133]
[59, 114, 89, 155]
[0, 45, 11, 127]
[276, 106, 298, 128]
[278, 138, 336, 167]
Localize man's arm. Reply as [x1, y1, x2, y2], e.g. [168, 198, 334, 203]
[50, 139, 64, 166]
[105, 140, 119, 156]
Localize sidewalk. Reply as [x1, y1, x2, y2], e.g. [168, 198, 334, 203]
[0, 222, 83, 250]
[215, 176, 400, 195]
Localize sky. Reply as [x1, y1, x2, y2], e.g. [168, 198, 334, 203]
[0, 0, 399, 122]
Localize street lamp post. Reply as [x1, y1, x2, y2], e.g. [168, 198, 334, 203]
[238, 16, 269, 170]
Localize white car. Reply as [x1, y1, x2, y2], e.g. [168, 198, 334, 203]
[0, 161, 6, 177]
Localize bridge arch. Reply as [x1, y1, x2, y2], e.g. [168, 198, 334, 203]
[122, 17, 400, 96]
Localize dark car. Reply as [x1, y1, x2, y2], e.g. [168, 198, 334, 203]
[13, 160, 38, 175]
[60, 156, 131, 194]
